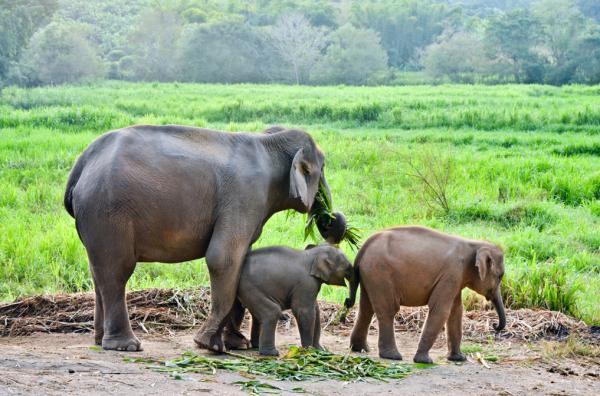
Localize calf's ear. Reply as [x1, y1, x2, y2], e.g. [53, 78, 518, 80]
[475, 247, 493, 281]
[310, 253, 345, 286]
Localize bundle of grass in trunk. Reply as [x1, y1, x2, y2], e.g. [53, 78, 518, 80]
[304, 181, 361, 250]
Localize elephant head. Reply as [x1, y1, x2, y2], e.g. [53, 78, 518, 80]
[472, 245, 506, 332]
[263, 126, 347, 241]
[309, 246, 353, 287]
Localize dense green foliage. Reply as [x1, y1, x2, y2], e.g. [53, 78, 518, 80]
[0, 82, 598, 325]
[0, 0, 57, 85]
[1, 0, 599, 86]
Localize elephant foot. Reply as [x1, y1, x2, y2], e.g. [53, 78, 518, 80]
[350, 340, 369, 353]
[250, 337, 259, 349]
[194, 329, 225, 353]
[379, 349, 403, 360]
[224, 330, 250, 350]
[102, 335, 143, 352]
[413, 352, 433, 364]
[259, 347, 279, 356]
[94, 333, 103, 346]
[447, 352, 467, 362]
[312, 344, 324, 351]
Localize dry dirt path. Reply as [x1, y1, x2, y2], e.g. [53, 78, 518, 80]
[1, 324, 598, 396]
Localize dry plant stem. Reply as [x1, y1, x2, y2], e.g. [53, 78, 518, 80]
[1, 288, 596, 347]
[404, 149, 454, 214]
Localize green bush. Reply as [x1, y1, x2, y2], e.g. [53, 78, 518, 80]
[502, 256, 582, 318]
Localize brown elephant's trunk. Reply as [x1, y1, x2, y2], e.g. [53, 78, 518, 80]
[491, 287, 506, 332]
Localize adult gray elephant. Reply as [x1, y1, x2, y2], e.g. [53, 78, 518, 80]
[64, 124, 346, 352]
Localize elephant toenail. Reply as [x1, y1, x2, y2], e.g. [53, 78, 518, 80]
[213, 344, 219, 351]
[127, 345, 136, 351]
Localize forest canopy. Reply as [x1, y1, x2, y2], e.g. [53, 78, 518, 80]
[1, 0, 599, 86]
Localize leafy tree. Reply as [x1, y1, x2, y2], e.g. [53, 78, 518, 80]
[351, 0, 454, 69]
[16, 19, 103, 85]
[268, 13, 327, 84]
[311, 24, 388, 85]
[572, 25, 600, 83]
[120, 6, 182, 81]
[177, 19, 270, 83]
[532, 0, 593, 84]
[421, 30, 490, 82]
[0, 0, 57, 85]
[56, 0, 150, 54]
[245, 0, 338, 28]
[577, 0, 600, 22]
[484, 8, 545, 82]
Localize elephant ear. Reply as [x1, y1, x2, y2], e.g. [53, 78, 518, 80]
[475, 247, 493, 281]
[290, 148, 309, 207]
[310, 253, 345, 286]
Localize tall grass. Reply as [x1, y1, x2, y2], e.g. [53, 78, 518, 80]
[0, 82, 598, 324]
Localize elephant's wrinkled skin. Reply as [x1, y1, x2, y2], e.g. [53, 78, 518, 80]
[64, 124, 345, 352]
[345, 226, 505, 363]
[233, 245, 353, 356]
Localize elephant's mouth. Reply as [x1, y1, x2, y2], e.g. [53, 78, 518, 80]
[317, 211, 347, 244]
[304, 181, 361, 249]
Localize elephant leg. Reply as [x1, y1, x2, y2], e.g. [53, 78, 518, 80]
[250, 314, 260, 349]
[312, 304, 323, 350]
[446, 293, 466, 362]
[224, 299, 250, 350]
[93, 278, 104, 346]
[88, 248, 140, 352]
[257, 306, 281, 356]
[414, 289, 454, 364]
[376, 312, 402, 360]
[194, 227, 250, 353]
[293, 303, 316, 348]
[350, 287, 374, 352]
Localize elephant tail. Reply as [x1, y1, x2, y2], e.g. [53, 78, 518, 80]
[344, 248, 364, 309]
[64, 153, 87, 218]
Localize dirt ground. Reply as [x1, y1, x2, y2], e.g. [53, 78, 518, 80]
[1, 321, 598, 396]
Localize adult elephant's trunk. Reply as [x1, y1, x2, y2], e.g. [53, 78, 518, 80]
[314, 174, 348, 244]
[491, 287, 506, 332]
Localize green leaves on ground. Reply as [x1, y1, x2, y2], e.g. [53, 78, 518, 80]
[128, 347, 413, 383]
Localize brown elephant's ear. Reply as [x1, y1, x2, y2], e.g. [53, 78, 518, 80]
[475, 247, 493, 281]
[290, 148, 309, 207]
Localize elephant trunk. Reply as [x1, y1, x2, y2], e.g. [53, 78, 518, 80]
[344, 248, 365, 309]
[315, 174, 348, 244]
[491, 287, 506, 332]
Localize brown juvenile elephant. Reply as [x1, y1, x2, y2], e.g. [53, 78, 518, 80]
[345, 226, 506, 363]
[64, 125, 346, 352]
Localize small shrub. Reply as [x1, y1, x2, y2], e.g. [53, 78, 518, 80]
[554, 143, 600, 157]
[502, 255, 582, 318]
[500, 203, 556, 231]
[404, 147, 456, 215]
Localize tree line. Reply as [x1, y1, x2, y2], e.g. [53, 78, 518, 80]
[1, 0, 599, 87]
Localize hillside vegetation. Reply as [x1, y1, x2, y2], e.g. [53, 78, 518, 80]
[1, 0, 599, 87]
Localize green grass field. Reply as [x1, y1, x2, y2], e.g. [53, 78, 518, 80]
[0, 82, 598, 324]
